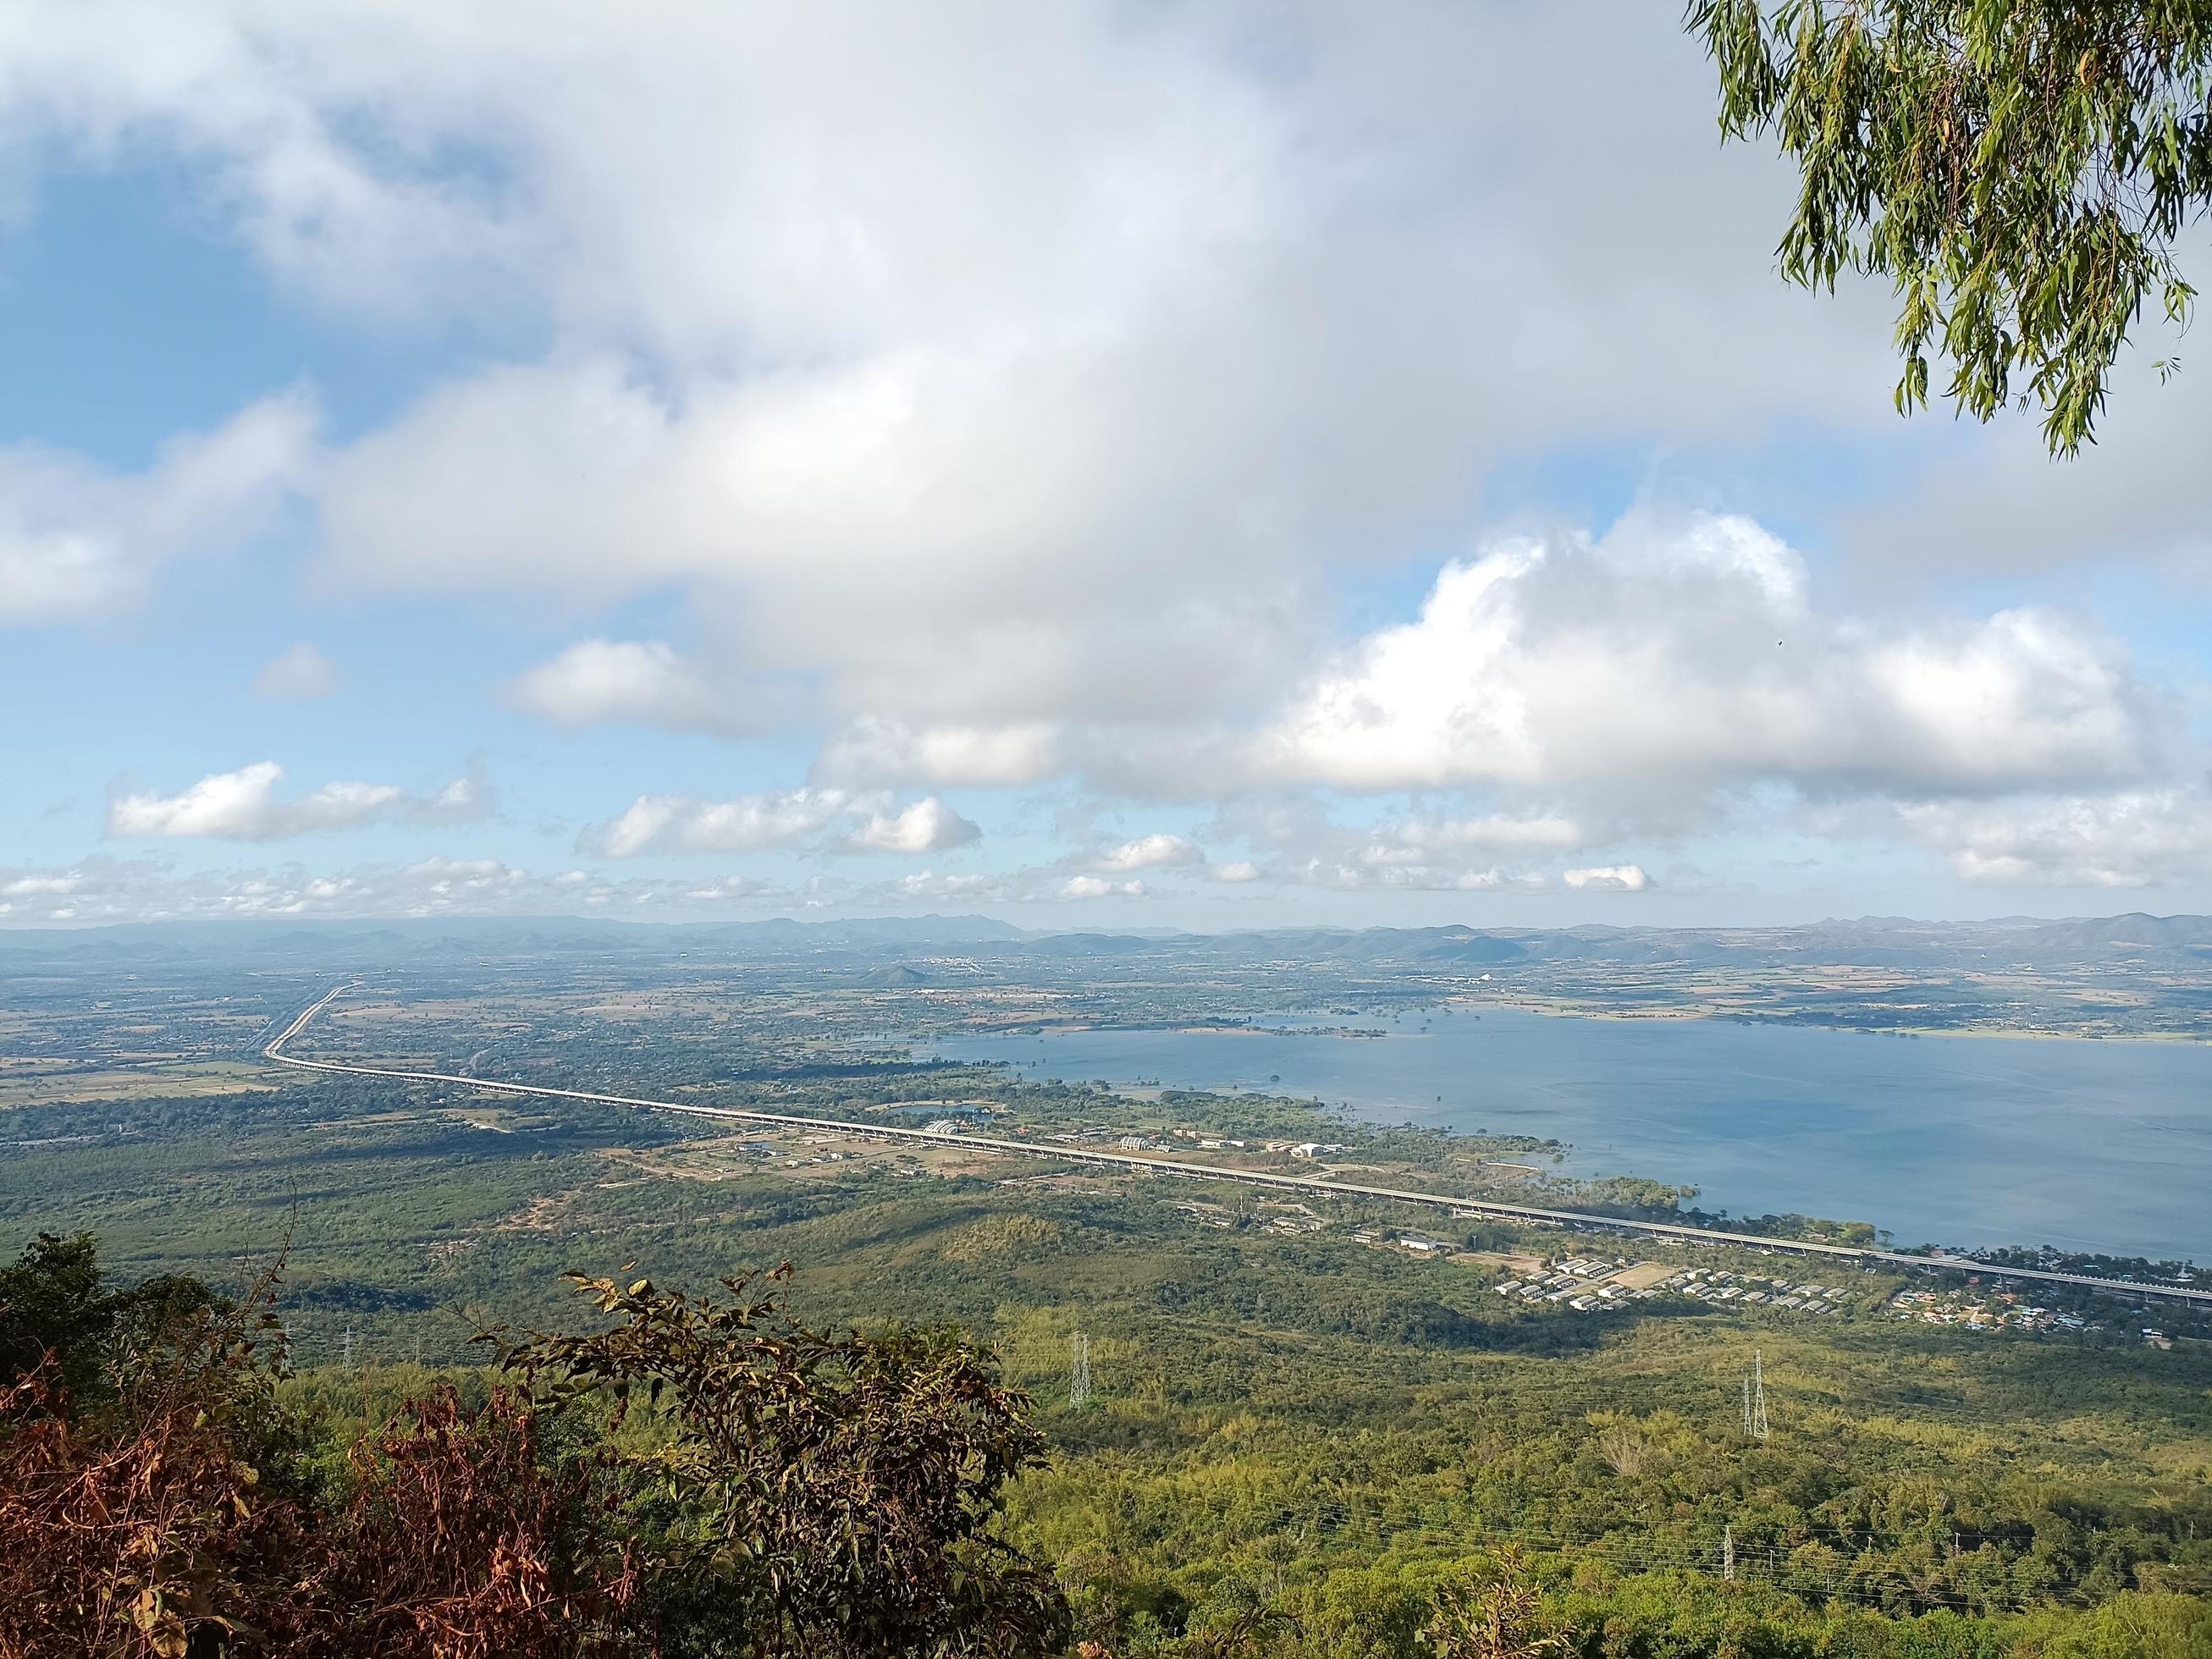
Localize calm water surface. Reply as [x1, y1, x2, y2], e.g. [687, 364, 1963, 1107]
[929, 1010, 2212, 1259]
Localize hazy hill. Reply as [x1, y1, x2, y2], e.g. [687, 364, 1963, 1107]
[3, 910, 2207, 974]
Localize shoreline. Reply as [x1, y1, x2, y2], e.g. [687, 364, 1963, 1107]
[935, 1006, 2210, 1047]
[922, 1013, 2210, 1265]
[1454, 999, 2210, 1045]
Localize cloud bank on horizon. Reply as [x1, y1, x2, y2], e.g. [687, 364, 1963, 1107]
[1, 2, 2208, 929]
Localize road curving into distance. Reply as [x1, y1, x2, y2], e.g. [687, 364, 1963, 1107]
[264, 984, 2212, 1307]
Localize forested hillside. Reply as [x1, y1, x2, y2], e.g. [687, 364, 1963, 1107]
[5, 1226, 2206, 1657]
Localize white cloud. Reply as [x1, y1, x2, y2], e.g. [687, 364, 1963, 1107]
[1211, 861, 1261, 884]
[3, 872, 80, 896]
[424, 767, 491, 821]
[397, 856, 529, 901]
[763, 506, 2174, 828]
[1360, 813, 1584, 861]
[0, 4, 1904, 740]
[505, 640, 725, 730]
[583, 788, 857, 858]
[589, 788, 980, 858]
[686, 877, 774, 901]
[1255, 513, 2159, 798]
[106, 760, 485, 841]
[109, 762, 391, 839]
[847, 797, 981, 854]
[1288, 857, 1547, 895]
[1186, 796, 1599, 896]
[0, 855, 608, 925]
[503, 638, 810, 736]
[5, 8, 2204, 918]
[815, 718, 1064, 787]
[896, 871, 1003, 901]
[1200, 809, 1586, 894]
[1062, 874, 1144, 899]
[0, 394, 313, 621]
[1095, 833, 1203, 872]
[1900, 791, 2212, 888]
[251, 642, 339, 699]
[1563, 864, 1649, 892]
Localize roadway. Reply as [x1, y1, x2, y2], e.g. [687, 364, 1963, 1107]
[263, 984, 2212, 1307]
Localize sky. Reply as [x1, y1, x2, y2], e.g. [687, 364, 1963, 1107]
[3, 2, 2210, 934]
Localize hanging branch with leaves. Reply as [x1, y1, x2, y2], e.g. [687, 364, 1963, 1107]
[1690, 0, 2212, 455]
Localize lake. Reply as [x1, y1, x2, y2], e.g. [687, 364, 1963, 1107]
[928, 1009, 2212, 1260]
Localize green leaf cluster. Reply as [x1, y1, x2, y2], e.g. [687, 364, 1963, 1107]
[1691, 0, 2212, 453]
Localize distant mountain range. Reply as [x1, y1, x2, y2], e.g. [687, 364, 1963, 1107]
[3, 910, 2209, 972]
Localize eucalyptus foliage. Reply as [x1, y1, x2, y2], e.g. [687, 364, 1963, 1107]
[1691, 0, 2212, 453]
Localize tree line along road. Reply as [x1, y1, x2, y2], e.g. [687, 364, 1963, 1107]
[262, 984, 2212, 1308]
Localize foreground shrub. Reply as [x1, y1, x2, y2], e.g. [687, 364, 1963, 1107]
[0, 1237, 1069, 1658]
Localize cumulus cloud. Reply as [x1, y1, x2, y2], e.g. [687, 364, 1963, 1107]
[895, 871, 1004, 902]
[507, 640, 718, 729]
[0, 394, 314, 621]
[0, 3, 1902, 740]
[3, 872, 80, 896]
[846, 798, 981, 854]
[582, 787, 981, 859]
[0, 855, 678, 925]
[1094, 833, 1203, 872]
[685, 877, 775, 901]
[582, 788, 857, 858]
[814, 718, 1064, 787]
[251, 642, 339, 699]
[503, 639, 797, 736]
[775, 506, 2174, 832]
[1359, 813, 1584, 863]
[106, 759, 486, 841]
[0, 846, 1177, 926]
[1254, 513, 2160, 798]
[1563, 864, 1649, 892]
[1900, 791, 2212, 888]
[1062, 874, 1144, 900]
[424, 768, 492, 821]
[1288, 858, 1547, 895]
[1205, 808, 1586, 894]
[7, 9, 2204, 918]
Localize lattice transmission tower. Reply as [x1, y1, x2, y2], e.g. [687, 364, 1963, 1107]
[1741, 1349, 1770, 1440]
[1069, 1331, 1092, 1410]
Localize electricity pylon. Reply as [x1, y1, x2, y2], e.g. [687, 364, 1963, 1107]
[1069, 1331, 1092, 1409]
[1741, 1349, 1770, 1440]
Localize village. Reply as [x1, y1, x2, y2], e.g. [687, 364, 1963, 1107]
[1885, 1283, 2103, 1337]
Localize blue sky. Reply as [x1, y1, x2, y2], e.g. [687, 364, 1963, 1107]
[3, 3, 2209, 931]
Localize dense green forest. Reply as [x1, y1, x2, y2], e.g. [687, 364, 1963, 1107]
[3, 1228, 2208, 1656]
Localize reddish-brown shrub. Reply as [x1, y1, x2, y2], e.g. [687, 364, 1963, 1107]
[311, 1386, 637, 1659]
[2, 1238, 1067, 1659]
[0, 1359, 308, 1659]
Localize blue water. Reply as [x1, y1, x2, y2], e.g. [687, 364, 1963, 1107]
[928, 1010, 2212, 1259]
